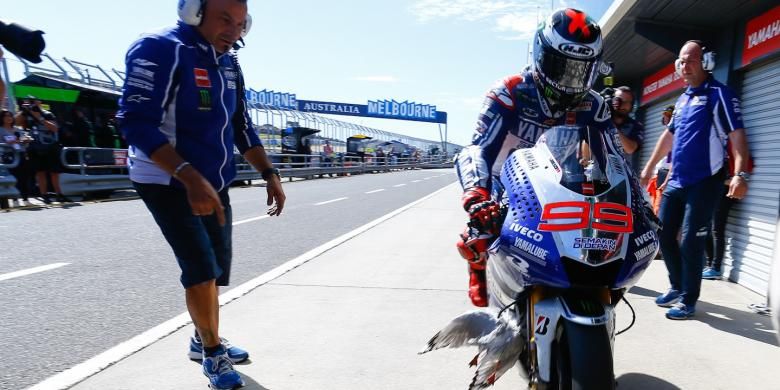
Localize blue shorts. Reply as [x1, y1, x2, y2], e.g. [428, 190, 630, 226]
[134, 182, 233, 288]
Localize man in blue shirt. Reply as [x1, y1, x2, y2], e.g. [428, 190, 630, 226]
[118, 0, 285, 388]
[640, 40, 751, 320]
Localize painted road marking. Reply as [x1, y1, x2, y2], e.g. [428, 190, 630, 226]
[232, 215, 270, 226]
[314, 197, 348, 206]
[365, 189, 385, 194]
[0, 263, 70, 282]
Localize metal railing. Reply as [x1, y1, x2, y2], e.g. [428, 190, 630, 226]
[0, 144, 21, 199]
[0, 146, 453, 200]
[9, 54, 461, 156]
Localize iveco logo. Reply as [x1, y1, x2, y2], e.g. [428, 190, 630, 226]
[559, 43, 594, 58]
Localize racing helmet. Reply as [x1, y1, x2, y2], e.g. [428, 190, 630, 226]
[533, 8, 603, 110]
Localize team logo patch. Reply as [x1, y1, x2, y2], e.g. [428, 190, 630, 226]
[690, 96, 708, 106]
[194, 68, 211, 88]
[198, 89, 212, 111]
[566, 111, 576, 125]
[522, 107, 539, 118]
[574, 101, 592, 111]
[476, 120, 488, 134]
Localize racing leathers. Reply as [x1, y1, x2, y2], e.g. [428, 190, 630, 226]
[117, 21, 263, 192]
[454, 68, 656, 306]
[457, 68, 613, 191]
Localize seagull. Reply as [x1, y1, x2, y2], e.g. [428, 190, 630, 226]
[419, 308, 525, 389]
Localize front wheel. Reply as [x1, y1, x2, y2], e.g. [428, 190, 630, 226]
[548, 320, 615, 390]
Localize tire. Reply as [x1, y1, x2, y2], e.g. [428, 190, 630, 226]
[549, 320, 615, 390]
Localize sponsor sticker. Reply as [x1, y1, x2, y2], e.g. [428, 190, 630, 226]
[535, 316, 551, 335]
[513, 237, 550, 260]
[573, 237, 617, 251]
[634, 242, 659, 260]
[521, 149, 538, 169]
[550, 158, 561, 173]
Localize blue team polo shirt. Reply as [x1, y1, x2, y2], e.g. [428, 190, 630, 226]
[667, 76, 744, 188]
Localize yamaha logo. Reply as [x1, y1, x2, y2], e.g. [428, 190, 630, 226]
[559, 43, 594, 58]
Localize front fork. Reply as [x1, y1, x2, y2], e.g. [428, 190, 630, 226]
[525, 287, 617, 388]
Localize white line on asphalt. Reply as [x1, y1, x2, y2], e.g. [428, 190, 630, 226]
[232, 215, 270, 226]
[423, 177, 432, 180]
[28, 182, 458, 390]
[365, 189, 385, 194]
[393, 184, 406, 187]
[0, 263, 70, 282]
[314, 197, 348, 206]
[411, 180, 422, 183]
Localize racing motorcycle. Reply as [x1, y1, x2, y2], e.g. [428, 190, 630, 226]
[421, 125, 660, 389]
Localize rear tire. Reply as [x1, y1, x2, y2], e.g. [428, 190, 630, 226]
[550, 320, 614, 390]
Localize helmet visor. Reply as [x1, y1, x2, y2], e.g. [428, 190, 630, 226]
[538, 51, 597, 92]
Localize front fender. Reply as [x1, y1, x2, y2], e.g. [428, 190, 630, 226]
[532, 296, 615, 383]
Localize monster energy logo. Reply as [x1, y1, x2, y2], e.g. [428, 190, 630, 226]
[198, 89, 211, 111]
[545, 86, 554, 98]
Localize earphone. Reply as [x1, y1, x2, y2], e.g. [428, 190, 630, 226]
[675, 40, 716, 76]
[177, 0, 252, 38]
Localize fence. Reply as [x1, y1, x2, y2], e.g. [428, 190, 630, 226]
[0, 144, 20, 200]
[0, 145, 453, 201]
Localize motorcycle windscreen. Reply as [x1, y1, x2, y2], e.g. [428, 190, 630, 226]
[534, 126, 633, 267]
[536, 126, 609, 196]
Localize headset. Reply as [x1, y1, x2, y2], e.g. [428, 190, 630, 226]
[177, 0, 252, 38]
[675, 40, 715, 76]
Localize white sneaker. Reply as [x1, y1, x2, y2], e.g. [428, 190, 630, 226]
[11, 199, 20, 208]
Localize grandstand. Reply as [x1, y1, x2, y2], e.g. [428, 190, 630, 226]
[2, 54, 462, 157]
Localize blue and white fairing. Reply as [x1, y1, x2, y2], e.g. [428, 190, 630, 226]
[488, 126, 658, 307]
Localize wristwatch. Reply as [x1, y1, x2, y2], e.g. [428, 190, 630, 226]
[261, 167, 281, 180]
[736, 171, 751, 182]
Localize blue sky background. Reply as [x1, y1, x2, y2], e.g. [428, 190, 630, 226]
[2, 0, 613, 146]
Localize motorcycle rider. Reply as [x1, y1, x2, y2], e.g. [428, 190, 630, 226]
[455, 8, 655, 307]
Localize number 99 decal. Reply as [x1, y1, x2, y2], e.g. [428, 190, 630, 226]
[538, 201, 633, 233]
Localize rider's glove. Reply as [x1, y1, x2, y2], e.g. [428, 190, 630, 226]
[461, 187, 490, 211]
[456, 228, 491, 269]
[462, 187, 502, 236]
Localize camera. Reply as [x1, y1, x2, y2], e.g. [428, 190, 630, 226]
[599, 87, 617, 112]
[0, 20, 45, 63]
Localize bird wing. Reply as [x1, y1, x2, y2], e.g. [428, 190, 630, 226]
[419, 309, 501, 354]
[469, 323, 525, 389]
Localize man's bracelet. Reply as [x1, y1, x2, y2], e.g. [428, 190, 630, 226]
[173, 161, 191, 178]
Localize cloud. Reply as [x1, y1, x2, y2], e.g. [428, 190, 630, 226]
[409, 0, 560, 40]
[353, 75, 399, 83]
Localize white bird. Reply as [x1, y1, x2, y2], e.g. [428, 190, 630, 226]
[419, 308, 525, 389]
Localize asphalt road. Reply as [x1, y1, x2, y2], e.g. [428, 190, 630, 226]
[0, 168, 457, 390]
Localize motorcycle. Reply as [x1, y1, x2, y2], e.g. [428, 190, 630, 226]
[421, 125, 660, 389]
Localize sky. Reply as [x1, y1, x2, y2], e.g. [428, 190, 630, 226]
[1, 0, 613, 146]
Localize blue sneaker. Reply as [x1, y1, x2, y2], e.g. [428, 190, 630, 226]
[655, 289, 681, 307]
[702, 267, 722, 280]
[202, 347, 245, 390]
[190, 336, 249, 364]
[665, 302, 696, 320]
